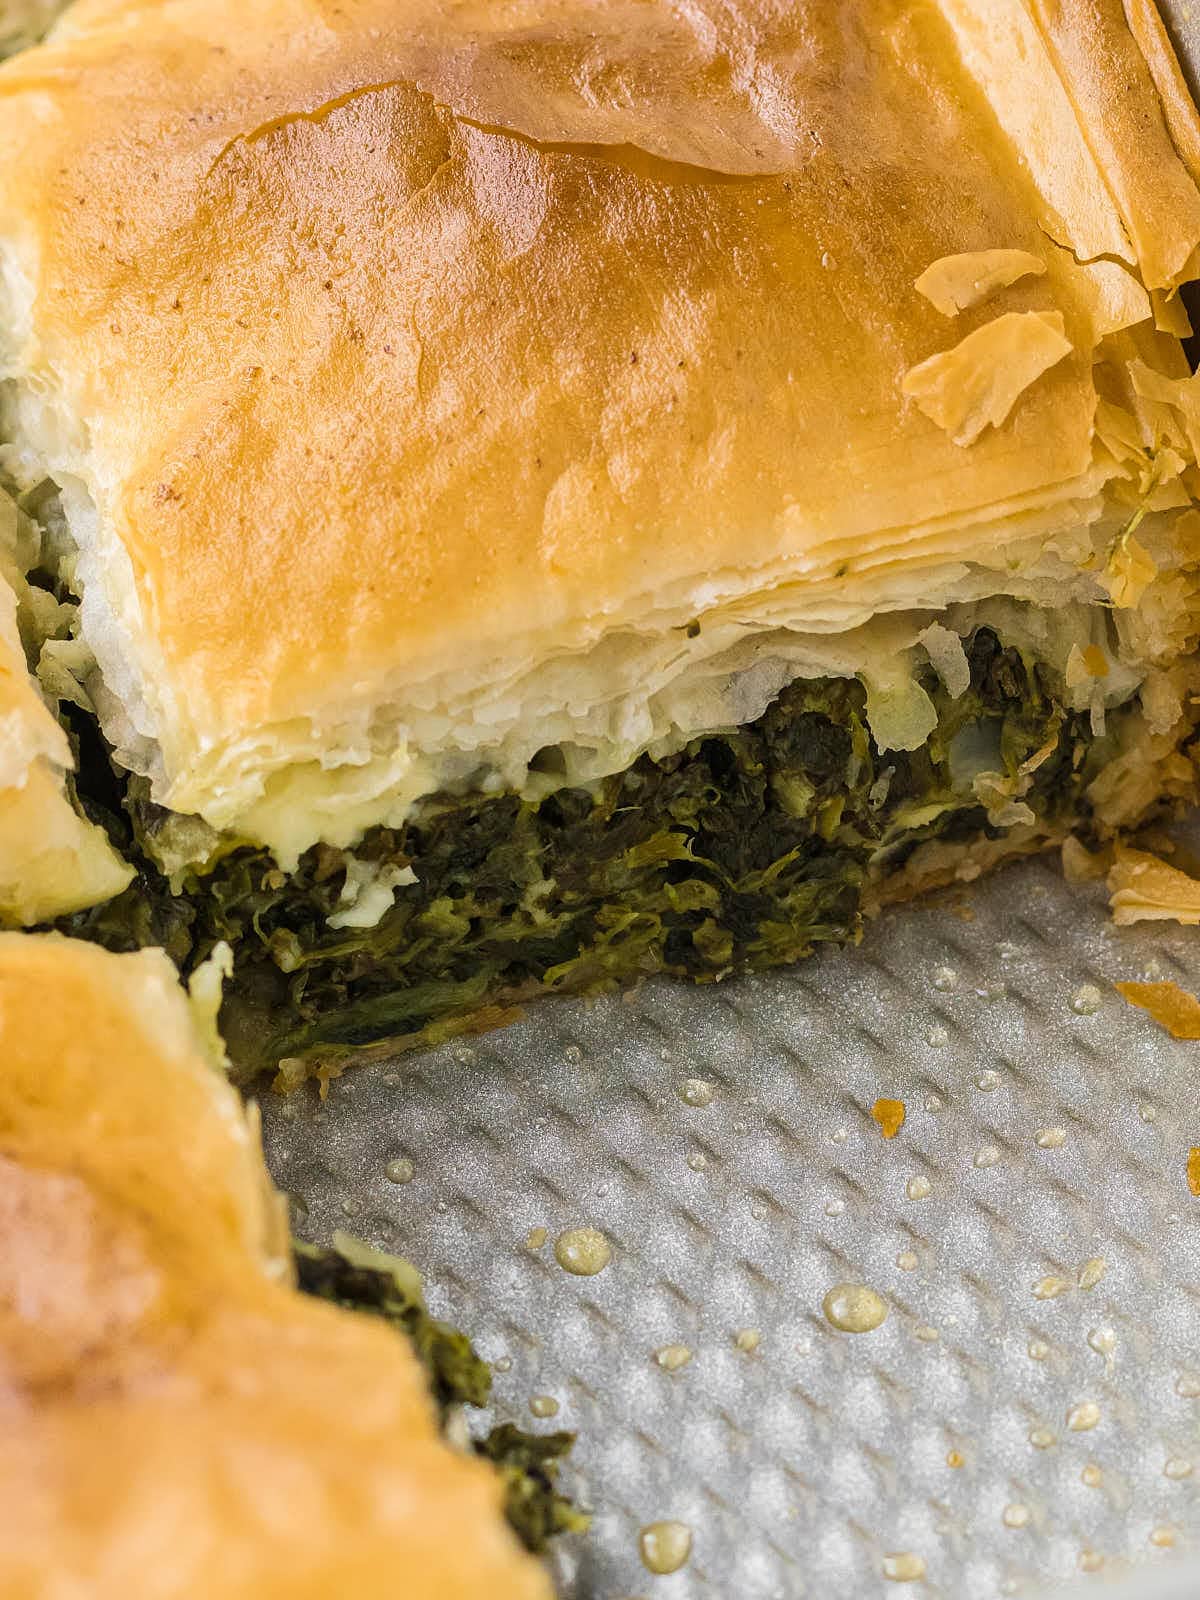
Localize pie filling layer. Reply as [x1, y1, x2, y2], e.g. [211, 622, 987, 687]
[58, 619, 1161, 1080]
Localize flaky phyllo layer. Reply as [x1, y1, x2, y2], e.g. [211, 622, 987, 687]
[1, 0, 1200, 1073]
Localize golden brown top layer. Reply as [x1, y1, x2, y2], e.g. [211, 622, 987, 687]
[0, 0, 1196, 850]
[0, 934, 550, 1599]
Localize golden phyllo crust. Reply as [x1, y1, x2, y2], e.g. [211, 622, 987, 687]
[0, 933, 551, 1599]
[0, 0, 1197, 861]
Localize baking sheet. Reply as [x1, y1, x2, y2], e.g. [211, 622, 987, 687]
[262, 848, 1200, 1598]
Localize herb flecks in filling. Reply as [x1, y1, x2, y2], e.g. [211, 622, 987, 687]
[61, 628, 1120, 1079]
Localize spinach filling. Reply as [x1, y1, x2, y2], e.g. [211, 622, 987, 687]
[60, 626, 1124, 1080]
[294, 1237, 589, 1553]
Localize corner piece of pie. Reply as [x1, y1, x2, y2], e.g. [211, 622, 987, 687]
[0, 931, 570, 1596]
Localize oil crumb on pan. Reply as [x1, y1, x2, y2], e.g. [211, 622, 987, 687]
[638, 1520, 692, 1575]
[554, 1227, 613, 1275]
[1067, 1400, 1102, 1432]
[1078, 1256, 1107, 1290]
[654, 1343, 693, 1373]
[881, 1551, 927, 1582]
[1114, 979, 1200, 1039]
[1088, 1327, 1116, 1358]
[871, 1097, 906, 1139]
[823, 1283, 889, 1333]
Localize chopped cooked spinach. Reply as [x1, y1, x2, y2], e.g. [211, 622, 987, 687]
[477, 1425, 591, 1552]
[294, 1238, 491, 1414]
[294, 1239, 589, 1553]
[61, 627, 1122, 1080]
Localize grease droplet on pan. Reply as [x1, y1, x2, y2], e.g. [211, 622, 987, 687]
[555, 1227, 612, 1276]
[1078, 1257, 1107, 1290]
[654, 1344, 693, 1373]
[1067, 1401, 1102, 1432]
[1071, 984, 1103, 1015]
[823, 1283, 889, 1333]
[638, 1521, 693, 1575]
[882, 1552, 926, 1582]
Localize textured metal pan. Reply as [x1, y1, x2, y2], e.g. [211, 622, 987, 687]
[262, 846, 1200, 1599]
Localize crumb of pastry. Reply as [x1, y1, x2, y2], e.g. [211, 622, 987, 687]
[1114, 979, 1200, 1039]
[871, 1098, 906, 1139]
[1108, 846, 1200, 925]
